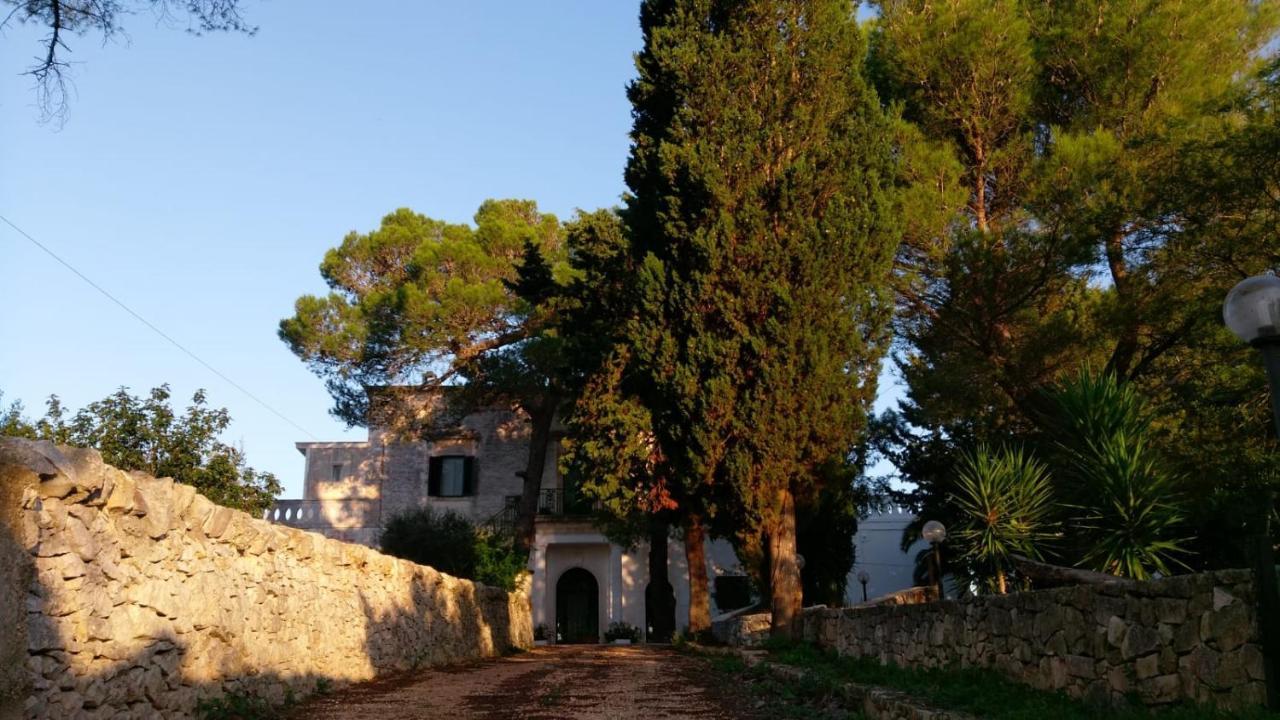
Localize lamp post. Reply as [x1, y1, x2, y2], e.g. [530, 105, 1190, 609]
[856, 569, 870, 603]
[922, 520, 947, 601]
[1222, 271, 1280, 711]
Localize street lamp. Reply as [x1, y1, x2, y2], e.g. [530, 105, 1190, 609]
[856, 569, 870, 603]
[1223, 271, 1280, 711]
[922, 520, 947, 601]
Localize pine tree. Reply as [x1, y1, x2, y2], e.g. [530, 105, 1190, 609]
[624, 0, 899, 637]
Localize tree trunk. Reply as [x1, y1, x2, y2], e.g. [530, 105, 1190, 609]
[996, 568, 1007, 595]
[1009, 554, 1136, 587]
[1104, 229, 1139, 379]
[768, 487, 802, 640]
[514, 395, 558, 556]
[683, 512, 711, 637]
[646, 518, 676, 642]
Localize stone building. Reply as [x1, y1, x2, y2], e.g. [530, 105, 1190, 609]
[266, 387, 747, 644]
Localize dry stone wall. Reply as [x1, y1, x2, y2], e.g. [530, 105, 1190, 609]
[0, 438, 532, 719]
[802, 571, 1267, 710]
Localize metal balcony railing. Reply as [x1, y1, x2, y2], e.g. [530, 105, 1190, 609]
[537, 488, 596, 516]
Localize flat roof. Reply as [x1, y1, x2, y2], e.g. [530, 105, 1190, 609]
[295, 441, 370, 455]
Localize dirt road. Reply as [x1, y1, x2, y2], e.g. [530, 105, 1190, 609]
[286, 645, 763, 720]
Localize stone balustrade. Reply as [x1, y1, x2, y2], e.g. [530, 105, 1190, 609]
[263, 498, 381, 530]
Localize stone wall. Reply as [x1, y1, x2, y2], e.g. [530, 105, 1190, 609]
[0, 438, 532, 719]
[802, 571, 1267, 710]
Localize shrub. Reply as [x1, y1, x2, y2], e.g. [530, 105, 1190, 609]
[1048, 370, 1190, 579]
[473, 530, 527, 591]
[380, 507, 526, 590]
[950, 445, 1057, 594]
[195, 692, 277, 720]
[604, 621, 641, 642]
[380, 508, 479, 578]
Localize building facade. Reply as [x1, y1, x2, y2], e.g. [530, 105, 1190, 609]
[264, 388, 922, 642]
[265, 389, 749, 643]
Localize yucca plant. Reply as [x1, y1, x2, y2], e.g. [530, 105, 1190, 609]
[1049, 370, 1190, 579]
[950, 445, 1057, 593]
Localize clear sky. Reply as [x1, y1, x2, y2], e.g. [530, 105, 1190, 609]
[1, 2, 900, 500]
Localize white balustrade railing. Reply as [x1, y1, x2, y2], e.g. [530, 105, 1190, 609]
[263, 499, 380, 530]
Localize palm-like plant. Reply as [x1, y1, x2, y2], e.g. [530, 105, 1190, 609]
[1050, 370, 1190, 579]
[950, 445, 1057, 594]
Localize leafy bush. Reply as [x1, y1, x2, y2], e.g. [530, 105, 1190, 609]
[951, 445, 1057, 593]
[195, 691, 278, 720]
[1048, 370, 1189, 579]
[474, 530, 527, 591]
[604, 621, 641, 642]
[380, 507, 525, 589]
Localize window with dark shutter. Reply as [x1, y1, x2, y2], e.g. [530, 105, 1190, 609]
[428, 455, 472, 497]
[463, 456, 477, 495]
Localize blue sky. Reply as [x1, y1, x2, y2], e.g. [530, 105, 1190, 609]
[1, 2, 900, 499]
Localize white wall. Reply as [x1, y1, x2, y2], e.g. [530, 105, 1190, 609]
[846, 507, 925, 603]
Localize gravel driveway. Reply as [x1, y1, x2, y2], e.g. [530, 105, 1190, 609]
[286, 645, 763, 719]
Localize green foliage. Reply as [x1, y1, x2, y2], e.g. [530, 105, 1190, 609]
[379, 507, 524, 590]
[0, 392, 35, 439]
[874, 0, 1280, 574]
[0, 386, 280, 514]
[950, 445, 1056, 592]
[1047, 372, 1190, 579]
[195, 691, 279, 720]
[759, 642, 1273, 720]
[622, 0, 899, 629]
[279, 200, 565, 428]
[473, 530, 527, 592]
[603, 622, 641, 642]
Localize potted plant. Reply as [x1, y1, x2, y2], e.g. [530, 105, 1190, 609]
[533, 624, 549, 647]
[604, 621, 640, 645]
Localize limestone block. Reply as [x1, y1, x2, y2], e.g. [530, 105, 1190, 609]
[182, 493, 215, 529]
[63, 514, 98, 562]
[1145, 674, 1181, 704]
[104, 471, 136, 514]
[1135, 653, 1159, 680]
[203, 506, 234, 539]
[1209, 601, 1253, 652]
[1122, 623, 1160, 660]
[0, 438, 77, 498]
[1106, 615, 1127, 648]
[133, 476, 173, 538]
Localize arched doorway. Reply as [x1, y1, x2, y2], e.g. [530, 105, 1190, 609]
[555, 567, 599, 643]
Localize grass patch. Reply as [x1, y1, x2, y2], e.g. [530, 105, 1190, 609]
[700, 648, 863, 719]
[763, 641, 1277, 720]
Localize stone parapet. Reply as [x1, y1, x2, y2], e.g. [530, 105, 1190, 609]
[0, 438, 532, 719]
[802, 570, 1266, 710]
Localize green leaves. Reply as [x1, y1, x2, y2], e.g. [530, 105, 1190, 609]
[950, 445, 1057, 591]
[280, 200, 565, 426]
[624, 0, 899, 528]
[1048, 371, 1190, 579]
[0, 385, 281, 514]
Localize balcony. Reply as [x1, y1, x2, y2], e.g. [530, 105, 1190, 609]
[537, 488, 596, 517]
[263, 499, 381, 531]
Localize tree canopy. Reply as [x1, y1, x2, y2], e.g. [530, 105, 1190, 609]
[0, 385, 280, 514]
[871, 0, 1280, 580]
[280, 199, 574, 552]
[622, 0, 899, 637]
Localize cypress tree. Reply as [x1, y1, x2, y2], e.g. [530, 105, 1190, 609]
[624, 0, 898, 637]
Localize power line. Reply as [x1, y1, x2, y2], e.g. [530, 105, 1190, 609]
[1, 214, 318, 440]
